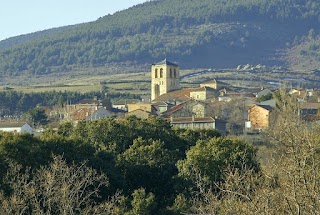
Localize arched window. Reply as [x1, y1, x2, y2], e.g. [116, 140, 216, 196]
[160, 68, 163, 78]
[170, 68, 173, 78]
[174, 69, 177, 78]
[155, 69, 158, 78]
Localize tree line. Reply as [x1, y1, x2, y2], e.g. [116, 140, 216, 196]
[0, 116, 257, 214]
[0, 90, 139, 116]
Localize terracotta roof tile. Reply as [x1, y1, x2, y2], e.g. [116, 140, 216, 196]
[152, 89, 192, 102]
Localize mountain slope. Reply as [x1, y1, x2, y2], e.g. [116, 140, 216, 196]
[0, 0, 319, 75]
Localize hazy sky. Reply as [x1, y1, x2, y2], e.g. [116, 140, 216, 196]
[0, 0, 147, 41]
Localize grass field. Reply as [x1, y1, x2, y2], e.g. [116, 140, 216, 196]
[0, 65, 318, 95]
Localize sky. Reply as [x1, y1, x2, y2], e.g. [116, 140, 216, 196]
[0, 0, 147, 41]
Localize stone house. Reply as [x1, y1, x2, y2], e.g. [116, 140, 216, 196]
[127, 103, 158, 115]
[200, 79, 229, 90]
[161, 100, 211, 118]
[247, 104, 273, 130]
[298, 102, 320, 117]
[170, 117, 227, 135]
[190, 87, 217, 101]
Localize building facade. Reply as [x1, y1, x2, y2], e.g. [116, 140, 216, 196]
[247, 104, 273, 130]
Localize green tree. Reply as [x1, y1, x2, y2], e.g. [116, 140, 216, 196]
[25, 107, 48, 127]
[117, 137, 178, 201]
[256, 93, 273, 103]
[126, 188, 156, 215]
[177, 137, 260, 186]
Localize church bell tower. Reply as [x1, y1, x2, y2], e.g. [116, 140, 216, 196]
[151, 59, 180, 101]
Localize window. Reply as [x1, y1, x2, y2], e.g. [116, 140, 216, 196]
[155, 69, 158, 78]
[170, 68, 172, 78]
[160, 68, 163, 78]
[174, 69, 177, 78]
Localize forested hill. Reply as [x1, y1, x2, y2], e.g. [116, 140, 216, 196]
[1, 0, 320, 75]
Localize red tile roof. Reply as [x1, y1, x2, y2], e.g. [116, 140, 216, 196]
[153, 89, 192, 102]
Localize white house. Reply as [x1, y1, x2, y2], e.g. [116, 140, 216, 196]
[0, 122, 33, 134]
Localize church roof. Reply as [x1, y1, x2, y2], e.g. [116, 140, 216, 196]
[152, 88, 192, 103]
[153, 58, 178, 67]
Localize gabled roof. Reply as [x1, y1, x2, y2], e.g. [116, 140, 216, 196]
[299, 102, 320, 110]
[190, 86, 216, 92]
[0, 122, 29, 128]
[252, 104, 273, 112]
[161, 99, 209, 117]
[259, 99, 277, 108]
[153, 58, 178, 67]
[161, 103, 185, 117]
[127, 109, 152, 115]
[256, 88, 272, 97]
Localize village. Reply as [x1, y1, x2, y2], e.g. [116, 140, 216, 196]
[0, 58, 320, 136]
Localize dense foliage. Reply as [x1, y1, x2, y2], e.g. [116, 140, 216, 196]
[0, 0, 320, 75]
[0, 116, 263, 214]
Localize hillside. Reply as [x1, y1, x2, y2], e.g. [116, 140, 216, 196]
[0, 0, 320, 76]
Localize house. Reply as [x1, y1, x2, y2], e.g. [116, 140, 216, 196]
[200, 79, 229, 90]
[68, 108, 92, 122]
[86, 108, 113, 121]
[161, 99, 212, 118]
[247, 104, 273, 130]
[255, 88, 272, 98]
[0, 122, 33, 134]
[170, 117, 227, 135]
[190, 87, 217, 101]
[151, 102, 174, 114]
[127, 103, 158, 115]
[298, 102, 320, 117]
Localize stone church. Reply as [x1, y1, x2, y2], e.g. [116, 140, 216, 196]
[151, 58, 180, 101]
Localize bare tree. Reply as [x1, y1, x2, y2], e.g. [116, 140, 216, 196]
[0, 155, 122, 215]
[188, 91, 320, 214]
